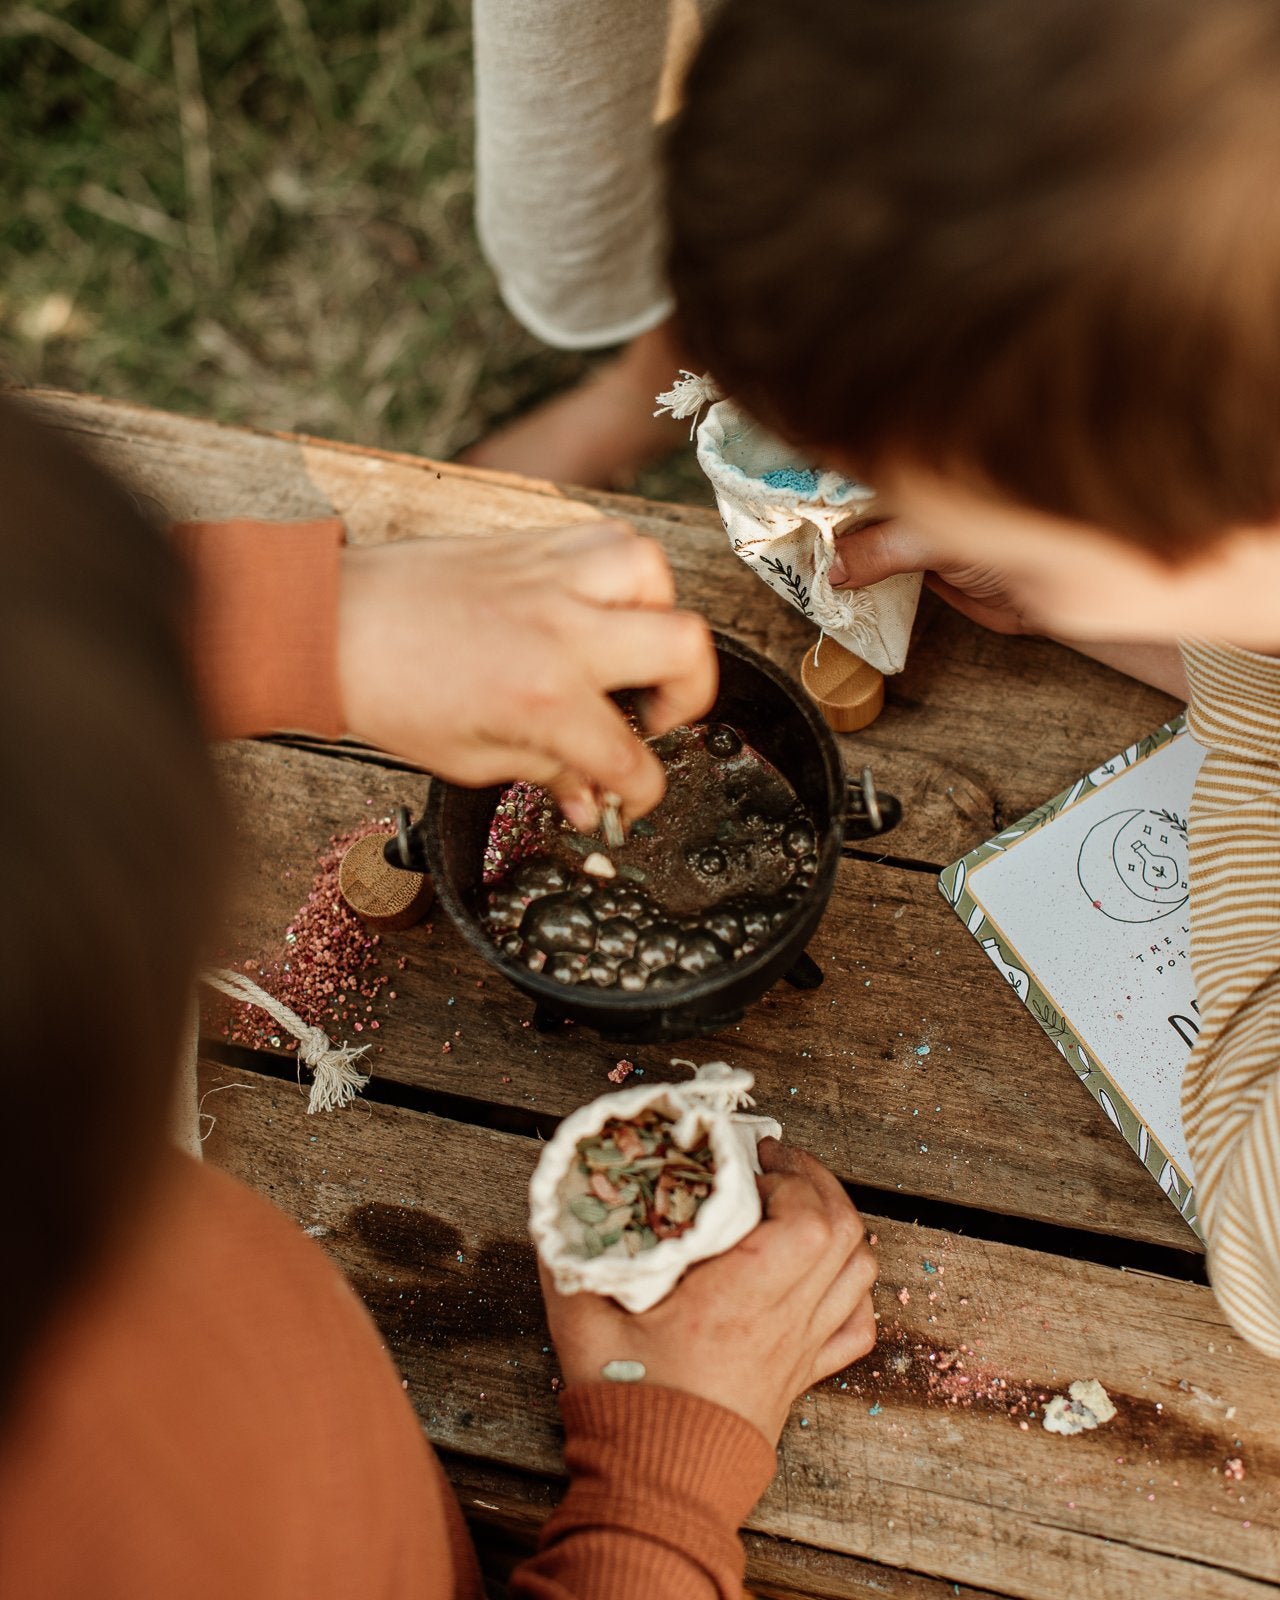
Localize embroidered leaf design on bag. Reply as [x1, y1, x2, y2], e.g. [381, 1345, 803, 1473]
[757, 555, 813, 616]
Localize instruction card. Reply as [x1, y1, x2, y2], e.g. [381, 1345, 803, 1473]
[940, 715, 1206, 1239]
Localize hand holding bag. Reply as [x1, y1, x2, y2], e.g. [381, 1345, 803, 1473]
[529, 1061, 782, 1313]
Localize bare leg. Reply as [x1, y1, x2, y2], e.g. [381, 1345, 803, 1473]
[460, 320, 691, 489]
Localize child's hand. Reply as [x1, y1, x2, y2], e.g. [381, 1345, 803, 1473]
[830, 519, 1036, 636]
[539, 1138, 878, 1446]
[337, 521, 716, 828]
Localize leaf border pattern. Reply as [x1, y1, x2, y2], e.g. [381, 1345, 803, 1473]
[937, 713, 1203, 1242]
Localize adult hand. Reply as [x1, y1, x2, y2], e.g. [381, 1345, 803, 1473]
[540, 1138, 878, 1446]
[337, 520, 716, 829]
[829, 519, 1037, 636]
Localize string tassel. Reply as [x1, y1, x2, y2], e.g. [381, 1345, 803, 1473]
[654, 370, 722, 437]
[202, 968, 371, 1114]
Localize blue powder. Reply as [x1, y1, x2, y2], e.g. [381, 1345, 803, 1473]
[761, 466, 820, 495]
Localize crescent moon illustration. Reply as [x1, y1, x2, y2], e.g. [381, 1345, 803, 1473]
[1076, 808, 1189, 923]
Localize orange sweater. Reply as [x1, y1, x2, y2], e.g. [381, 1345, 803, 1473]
[0, 518, 777, 1600]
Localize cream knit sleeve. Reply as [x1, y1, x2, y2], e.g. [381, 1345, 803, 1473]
[1181, 640, 1280, 1357]
[472, 0, 713, 350]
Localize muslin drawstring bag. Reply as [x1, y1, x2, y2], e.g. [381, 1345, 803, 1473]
[529, 1061, 781, 1313]
[656, 376, 922, 674]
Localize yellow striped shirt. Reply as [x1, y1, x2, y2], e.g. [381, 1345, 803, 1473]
[1182, 639, 1280, 1357]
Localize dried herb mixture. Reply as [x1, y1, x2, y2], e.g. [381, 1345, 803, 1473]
[564, 1108, 716, 1259]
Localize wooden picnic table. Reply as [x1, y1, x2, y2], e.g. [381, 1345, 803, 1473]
[35, 388, 1279, 1597]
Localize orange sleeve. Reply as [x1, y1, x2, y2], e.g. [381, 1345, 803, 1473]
[510, 1383, 777, 1600]
[170, 517, 347, 740]
[0, 1153, 482, 1600]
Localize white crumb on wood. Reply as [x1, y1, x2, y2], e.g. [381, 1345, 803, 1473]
[1043, 1378, 1117, 1436]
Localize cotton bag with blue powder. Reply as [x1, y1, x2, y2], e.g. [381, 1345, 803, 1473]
[657, 375, 922, 675]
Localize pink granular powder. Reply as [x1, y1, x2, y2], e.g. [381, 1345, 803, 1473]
[834, 1321, 1046, 1426]
[482, 781, 557, 884]
[222, 823, 400, 1051]
[924, 1347, 1043, 1417]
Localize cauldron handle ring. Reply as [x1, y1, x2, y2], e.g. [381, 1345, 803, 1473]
[844, 766, 902, 839]
[385, 802, 430, 873]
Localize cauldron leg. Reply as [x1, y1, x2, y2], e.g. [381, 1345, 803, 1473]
[531, 1002, 567, 1033]
[783, 950, 824, 991]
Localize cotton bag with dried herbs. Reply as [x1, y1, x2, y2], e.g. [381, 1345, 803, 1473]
[529, 1061, 781, 1313]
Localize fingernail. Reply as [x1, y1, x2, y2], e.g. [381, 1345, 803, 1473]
[561, 794, 598, 833]
[828, 553, 848, 587]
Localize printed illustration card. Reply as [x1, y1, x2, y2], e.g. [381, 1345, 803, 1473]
[939, 715, 1206, 1238]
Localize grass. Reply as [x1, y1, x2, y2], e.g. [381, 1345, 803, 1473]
[0, 0, 710, 502]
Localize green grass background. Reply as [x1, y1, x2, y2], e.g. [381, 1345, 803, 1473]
[0, 0, 707, 501]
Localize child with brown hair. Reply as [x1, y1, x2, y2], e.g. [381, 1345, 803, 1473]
[667, 0, 1280, 1351]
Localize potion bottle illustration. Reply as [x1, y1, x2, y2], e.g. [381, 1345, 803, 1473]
[1076, 808, 1190, 923]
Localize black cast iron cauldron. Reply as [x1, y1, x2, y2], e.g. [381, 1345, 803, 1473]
[392, 632, 899, 1045]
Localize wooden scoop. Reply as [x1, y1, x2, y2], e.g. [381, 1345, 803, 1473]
[799, 638, 885, 732]
[339, 831, 435, 931]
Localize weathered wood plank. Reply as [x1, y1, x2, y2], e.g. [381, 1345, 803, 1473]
[206, 737, 1200, 1252]
[199, 1059, 1280, 1599]
[440, 1455, 1008, 1600]
[30, 388, 1180, 870]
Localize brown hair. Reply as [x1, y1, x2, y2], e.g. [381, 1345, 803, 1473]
[0, 397, 224, 1425]
[666, 0, 1280, 551]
